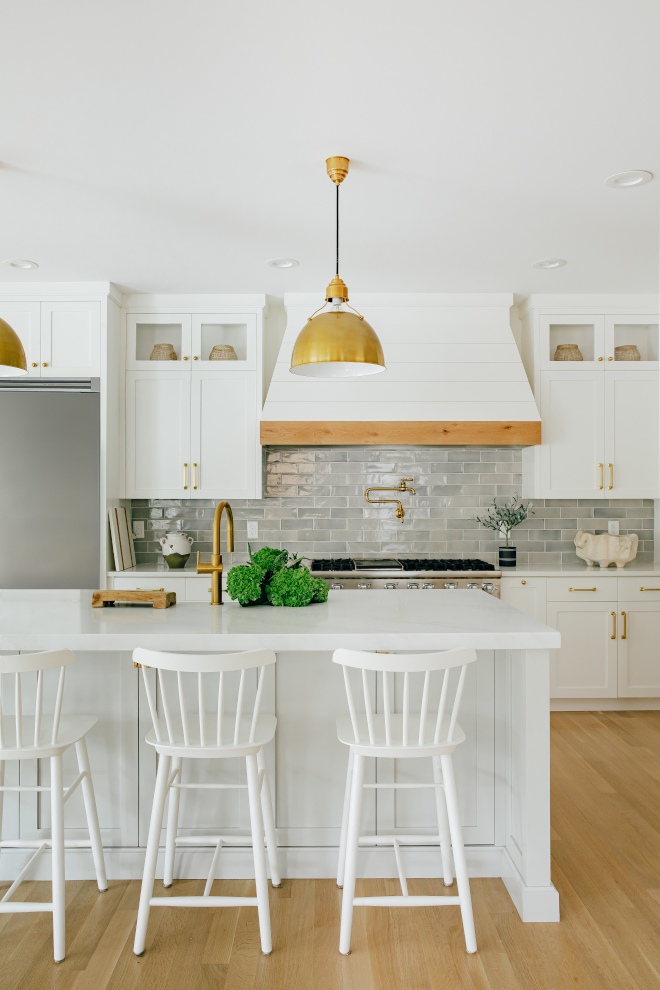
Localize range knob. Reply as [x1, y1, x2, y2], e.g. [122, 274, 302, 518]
[330, 583, 344, 590]
[444, 582, 458, 590]
[466, 582, 480, 590]
[384, 583, 397, 589]
[407, 583, 419, 589]
[482, 583, 495, 594]
[357, 583, 371, 589]
[422, 583, 435, 589]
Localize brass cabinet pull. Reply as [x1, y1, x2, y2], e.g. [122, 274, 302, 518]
[184, 356, 189, 361]
[193, 463, 198, 489]
[611, 611, 616, 639]
[608, 356, 613, 361]
[183, 463, 188, 489]
[194, 356, 199, 360]
[598, 463, 603, 489]
[31, 362, 37, 367]
[521, 580, 526, 585]
[621, 611, 627, 640]
[42, 362, 48, 367]
[640, 588, 660, 592]
[569, 587, 597, 592]
[608, 464, 613, 490]
[598, 356, 603, 361]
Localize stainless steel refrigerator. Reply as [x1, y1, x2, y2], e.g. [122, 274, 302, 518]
[0, 378, 100, 589]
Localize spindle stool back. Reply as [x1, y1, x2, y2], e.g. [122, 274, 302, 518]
[0, 649, 107, 962]
[333, 647, 477, 956]
[133, 647, 280, 957]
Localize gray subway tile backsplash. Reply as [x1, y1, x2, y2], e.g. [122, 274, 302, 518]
[129, 446, 655, 567]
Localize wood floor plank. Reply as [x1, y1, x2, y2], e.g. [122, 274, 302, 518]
[3, 712, 660, 989]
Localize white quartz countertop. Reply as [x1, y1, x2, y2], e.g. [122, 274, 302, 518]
[0, 590, 560, 653]
[500, 561, 660, 577]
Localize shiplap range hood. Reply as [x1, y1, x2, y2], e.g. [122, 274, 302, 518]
[261, 294, 541, 445]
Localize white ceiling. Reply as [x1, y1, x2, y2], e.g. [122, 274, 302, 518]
[1, 1, 659, 297]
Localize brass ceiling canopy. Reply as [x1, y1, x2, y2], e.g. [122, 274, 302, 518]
[0, 318, 27, 377]
[290, 157, 386, 379]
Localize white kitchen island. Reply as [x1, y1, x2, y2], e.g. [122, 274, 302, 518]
[0, 589, 560, 921]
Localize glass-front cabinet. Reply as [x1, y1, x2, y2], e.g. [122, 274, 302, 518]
[126, 313, 256, 370]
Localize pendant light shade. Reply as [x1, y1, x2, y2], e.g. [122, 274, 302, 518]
[290, 158, 386, 379]
[0, 318, 28, 377]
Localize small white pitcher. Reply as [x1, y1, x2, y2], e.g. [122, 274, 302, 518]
[159, 532, 194, 568]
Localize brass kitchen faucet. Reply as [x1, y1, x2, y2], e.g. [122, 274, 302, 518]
[197, 500, 234, 604]
[365, 478, 416, 522]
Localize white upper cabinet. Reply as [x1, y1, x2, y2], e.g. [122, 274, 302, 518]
[123, 299, 264, 499]
[540, 315, 605, 370]
[126, 314, 192, 369]
[540, 371, 605, 498]
[191, 372, 257, 499]
[191, 314, 256, 370]
[41, 301, 101, 377]
[0, 301, 101, 378]
[604, 371, 658, 498]
[126, 371, 192, 498]
[521, 299, 659, 498]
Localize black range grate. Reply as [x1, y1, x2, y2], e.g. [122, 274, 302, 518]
[399, 558, 496, 572]
[310, 557, 495, 572]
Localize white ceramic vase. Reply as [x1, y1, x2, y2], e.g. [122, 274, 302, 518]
[159, 532, 194, 568]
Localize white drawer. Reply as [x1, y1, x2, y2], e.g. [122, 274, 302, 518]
[547, 576, 617, 602]
[617, 578, 660, 602]
[185, 578, 213, 602]
[112, 577, 187, 596]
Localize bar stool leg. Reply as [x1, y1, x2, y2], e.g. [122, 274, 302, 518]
[256, 747, 281, 887]
[339, 751, 364, 955]
[50, 755, 66, 962]
[163, 756, 182, 888]
[336, 749, 354, 888]
[134, 754, 171, 956]
[441, 753, 477, 953]
[75, 738, 107, 892]
[432, 755, 454, 887]
[246, 753, 272, 955]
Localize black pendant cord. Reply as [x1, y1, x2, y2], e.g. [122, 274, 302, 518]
[336, 182, 339, 276]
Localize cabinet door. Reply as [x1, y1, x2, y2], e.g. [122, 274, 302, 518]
[500, 577, 547, 623]
[191, 314, 257, 370]
[0, 302, 41, 375]
[126, 313, 192, 370]
[540, 370, 605, 497]
[190, 371, 258, 498]
[126, 371, 191, 498]
[540, 314, 605, 370]
[617, 602, 660, 696]
[605, 371, 659, 498]
[41, 302, 101, 377]
[547, 601, 618, 698]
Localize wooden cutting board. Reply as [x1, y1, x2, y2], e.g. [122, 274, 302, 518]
[92, 590, 176, 609]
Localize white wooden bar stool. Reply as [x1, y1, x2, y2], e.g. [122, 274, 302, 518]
[133, 648, 281, 957]
[0, 649, 107, 962]
[333, 647, 478, 956]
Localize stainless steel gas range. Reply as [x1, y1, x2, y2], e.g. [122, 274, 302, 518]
[310, 558, 501, 596]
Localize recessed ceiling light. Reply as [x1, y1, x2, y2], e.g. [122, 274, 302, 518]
[266, 258, 299, 269]
[532, 259, 567, 270]
[3, 259, 39, 269]
[605, 170, 653, 188]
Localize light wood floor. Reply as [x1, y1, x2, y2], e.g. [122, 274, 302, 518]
[2, 711, 660, 990]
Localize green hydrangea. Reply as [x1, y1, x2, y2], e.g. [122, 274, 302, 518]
[250, 546, 287, 576]
[267, 565, 317, 607]
[311, 577, 328, 603]
[226, 563, 268, 606]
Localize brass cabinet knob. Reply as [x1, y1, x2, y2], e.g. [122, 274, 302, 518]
[608, 356, 613, 361]
[194, 355, 199, 360]
[42, 362, 48, 367]
[598, 356, 603, 361]
[521, 580, 526, 585]
[31, 363, 37, 367]
[183, 356, 189, 361]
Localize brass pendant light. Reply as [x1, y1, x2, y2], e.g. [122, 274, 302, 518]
[0, 318, 28, 376]
[290, 157, 385, 378]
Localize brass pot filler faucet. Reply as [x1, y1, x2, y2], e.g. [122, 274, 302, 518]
[365, 478, 416, 521]
[197, 500, 234, 604]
